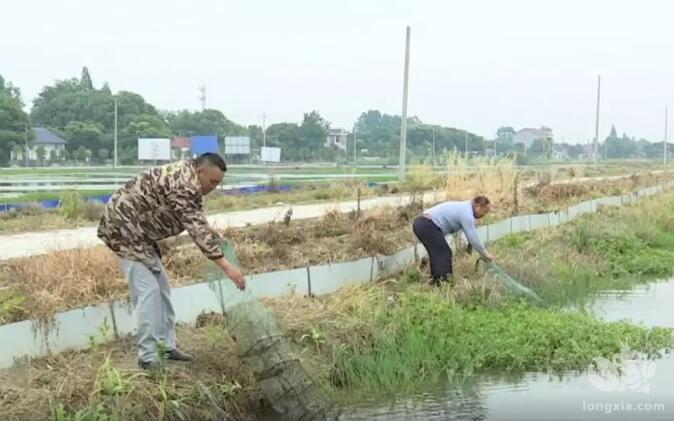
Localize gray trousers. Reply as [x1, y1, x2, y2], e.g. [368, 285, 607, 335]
[118, 255, 176, 363]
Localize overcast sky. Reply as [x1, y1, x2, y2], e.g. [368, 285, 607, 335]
[2, 0, 673, 143]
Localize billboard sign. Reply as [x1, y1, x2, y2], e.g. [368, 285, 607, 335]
[224, 136, 251, 155]
[260, 146, 281, 163]
[191, 135, 219, 155]
[137, 138, 171, 160]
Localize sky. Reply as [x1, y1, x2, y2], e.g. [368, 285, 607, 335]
[2, 0, 674, 144]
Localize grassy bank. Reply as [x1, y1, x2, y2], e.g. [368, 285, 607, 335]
[3, 193, 674, 419]
[272, 191, 674, 394]
[492, 192, 674, 305]
[324, 285, 672, 393]
[1, 278, 671, 420]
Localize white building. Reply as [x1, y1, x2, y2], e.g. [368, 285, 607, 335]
[11, 127, 67, 162]
[325, 128, 349, 151]
[512, 127, 554, 150]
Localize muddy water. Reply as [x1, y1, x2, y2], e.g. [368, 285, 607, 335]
[329, 279, 674, 421]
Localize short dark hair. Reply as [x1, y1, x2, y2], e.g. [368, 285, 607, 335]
[473, 195, 490, 207]
[195, 153, 227, 172]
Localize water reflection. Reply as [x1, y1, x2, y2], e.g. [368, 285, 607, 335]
[335, 279, 674, 421]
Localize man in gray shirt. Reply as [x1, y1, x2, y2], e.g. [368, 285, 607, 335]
[412, 196, 494, 286]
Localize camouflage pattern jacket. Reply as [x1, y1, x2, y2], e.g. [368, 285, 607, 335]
[97, 160, 223, 273]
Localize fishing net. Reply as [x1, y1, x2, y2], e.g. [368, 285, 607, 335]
[476, 259, 545, 305]
[205, 239, 329, 420]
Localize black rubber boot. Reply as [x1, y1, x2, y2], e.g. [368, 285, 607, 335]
[165, 349, 193, 362]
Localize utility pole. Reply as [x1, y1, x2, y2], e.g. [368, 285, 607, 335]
[431, 129, 436, 164]
[353, 128, 357, 163]
[593, 75, 601, 165]
[24, 123, 28, 167]
[398, 25, 411, 182]
[665, 106, 669, 165]
[113, 96, 118, 168]
[262, 113, 266, 147]
[464, 132, 468, 159]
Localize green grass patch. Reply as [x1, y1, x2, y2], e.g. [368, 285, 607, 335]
[0, 286, 27, 324]
[331, 288, 673, 393]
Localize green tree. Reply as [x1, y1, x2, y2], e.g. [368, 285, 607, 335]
[496, 126, 516, 140]
[354, 110, 400, 158]
[30, 69, 165, 160]
[0, 74, 30, 165]
[61, 121, 104, 155]
[167, 109, 245, 138]
[36, 146, 46, 164]
[604, 126, 636, 159]
[495, 126, 516, 154]
[12, 144, 23, 162]
[293, 111, 329, 161]
[98, 148, 109, 161]
[59, 148, 68, 161]
[74, 145, 88, 162]
[49, 149, 58, 162]
[354, 110, 485, 160]
[529, 138, 552, 159]
[266, 122, 301, 161]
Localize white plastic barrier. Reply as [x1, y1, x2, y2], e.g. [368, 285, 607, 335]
[0, 181, 672, 369]
[548, 212, 561, 227]
[309, 257, 374, 296]
[488, 219, 512, 242]
[529, 214, 549, 231]
[511, 215, 530, 234]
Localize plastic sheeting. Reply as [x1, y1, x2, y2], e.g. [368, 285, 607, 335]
[488, 219, 512, 242]
[510, 215, 530, 234]
[0, 194, 112, 212]
[529, 214, 550, 231]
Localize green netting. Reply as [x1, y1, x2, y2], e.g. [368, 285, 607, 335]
[204, 239, 329, 420]
[478, 260, 546, 305]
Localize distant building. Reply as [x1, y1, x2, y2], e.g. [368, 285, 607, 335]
[552, 144, 569, 160]
[512, 127, 554, 151]
[171, 137, 191, 160]
[11, 127, 67, 162]
[325, 128, 349, 151]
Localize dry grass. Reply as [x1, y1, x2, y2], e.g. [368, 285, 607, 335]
[444, 151, 519, 211]
[0, 247, 124, 321]
[0, 319, 262, 421]
[0, 203, 423, 323]
[0, 172, 670, 324]
[223, 201, 421, 274]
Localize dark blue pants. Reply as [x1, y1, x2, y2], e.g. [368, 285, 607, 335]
[413, 216, 452, 284]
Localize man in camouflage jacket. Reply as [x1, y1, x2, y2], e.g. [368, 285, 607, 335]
[98, 153, 245, 369]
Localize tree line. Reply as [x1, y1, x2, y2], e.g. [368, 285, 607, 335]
[1, 67, 666, 166]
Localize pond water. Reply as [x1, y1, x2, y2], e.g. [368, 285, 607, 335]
[329, 279, 674, 420]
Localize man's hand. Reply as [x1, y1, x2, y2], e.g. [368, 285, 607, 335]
[482, 252, 494, 263]
[215, 257, 246, 290]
